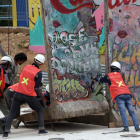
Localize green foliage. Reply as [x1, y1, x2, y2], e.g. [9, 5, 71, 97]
[18, 44, 23, 49]
[18, 41, 26, 49]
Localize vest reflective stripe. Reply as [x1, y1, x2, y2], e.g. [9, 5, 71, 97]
[21, 77, 29, 85]
[0, 80, 2, 86]
[15, 65, 40, 96]
[8, 84, 18, 91]
[108, 72, 131, 102]
[0, 66, 5, 97]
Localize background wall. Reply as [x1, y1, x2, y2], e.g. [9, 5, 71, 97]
[28, 0, 45, 53]
[45, 0, 106, 104]
[109, 0, 140, 123]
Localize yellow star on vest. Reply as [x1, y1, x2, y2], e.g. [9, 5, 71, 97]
[116, 81, 125, 87]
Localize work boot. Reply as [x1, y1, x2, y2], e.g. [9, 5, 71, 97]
[38, 130, 49, 136]
[12, 119, 21, 129]
[136, 128, 140, 132]
[2, 132, 8, 139]
[120, 129, 129, 132]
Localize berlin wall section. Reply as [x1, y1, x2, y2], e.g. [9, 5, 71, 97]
[20, 0, 109, 124]
[108, 0, 140, 127]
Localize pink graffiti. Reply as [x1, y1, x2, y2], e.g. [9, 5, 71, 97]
[131, 69, 136, 75]
[125, 71, 130, 76]
[122, 67, 126, 73]
[115, 36, 121, 44]
[113, 44, 119, 50]
[94, 3, 104, 31]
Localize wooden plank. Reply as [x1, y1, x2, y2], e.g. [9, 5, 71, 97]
[104, 0, 111, 125]
[108, 122, 116, 128]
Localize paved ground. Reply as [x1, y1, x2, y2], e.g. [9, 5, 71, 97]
[0, 109, 140, 140]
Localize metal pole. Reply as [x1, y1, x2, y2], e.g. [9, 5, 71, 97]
[105, 0, 111, 125]
[40, 0, 57, 117]
[25, 0, 29, 27]
[8, 0, 10, 55]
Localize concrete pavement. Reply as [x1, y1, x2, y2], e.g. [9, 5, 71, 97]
[0, 109, 140, 140]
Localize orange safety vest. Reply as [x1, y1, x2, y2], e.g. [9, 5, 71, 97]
[15, 65, 40, 96]
[8, 84, 18, 91]
[108, 72, 131, 102]
[0, 66, 5, 97]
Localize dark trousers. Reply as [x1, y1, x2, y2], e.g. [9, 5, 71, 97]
[5, 89, 20, 118]
[5, 92, 45, 132]
[115, 94, 139, 130]
[3, 83, 10, 92]
[0, 89, 20, 124]
[4, 89, 15, 111]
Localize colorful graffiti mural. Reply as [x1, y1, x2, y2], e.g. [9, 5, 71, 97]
[28, 0, 105, 54]
[45, 0, 105, 103]
[94, 1, 105, 54]
[28, 0, 45, 53]
[109, 0, 140, 111]
[108, 0, 137, 9]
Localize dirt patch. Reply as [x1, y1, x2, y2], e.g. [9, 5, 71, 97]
[0, 32, 47, 74]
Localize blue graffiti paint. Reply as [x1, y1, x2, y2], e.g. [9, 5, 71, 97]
[51, 0, 79, 33]
[98, 25, 105, 48]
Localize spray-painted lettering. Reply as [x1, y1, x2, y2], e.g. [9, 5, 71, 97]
[108, 0, 137, 9]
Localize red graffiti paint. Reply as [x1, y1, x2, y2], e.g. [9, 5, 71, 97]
[109, 18, 113, 32]
[50, 0, 93, 14]
[69, 0, 83, 6]
[117, 30, 128, 38]
[53, 21, 61, 28]
[108, 0, 137, 9]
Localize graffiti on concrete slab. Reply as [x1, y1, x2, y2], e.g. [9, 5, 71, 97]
[109, 0, 140, 111]
[45, 0, 105, 103]
[94, 2, 105, 54]
[108, 0, 137, 9]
